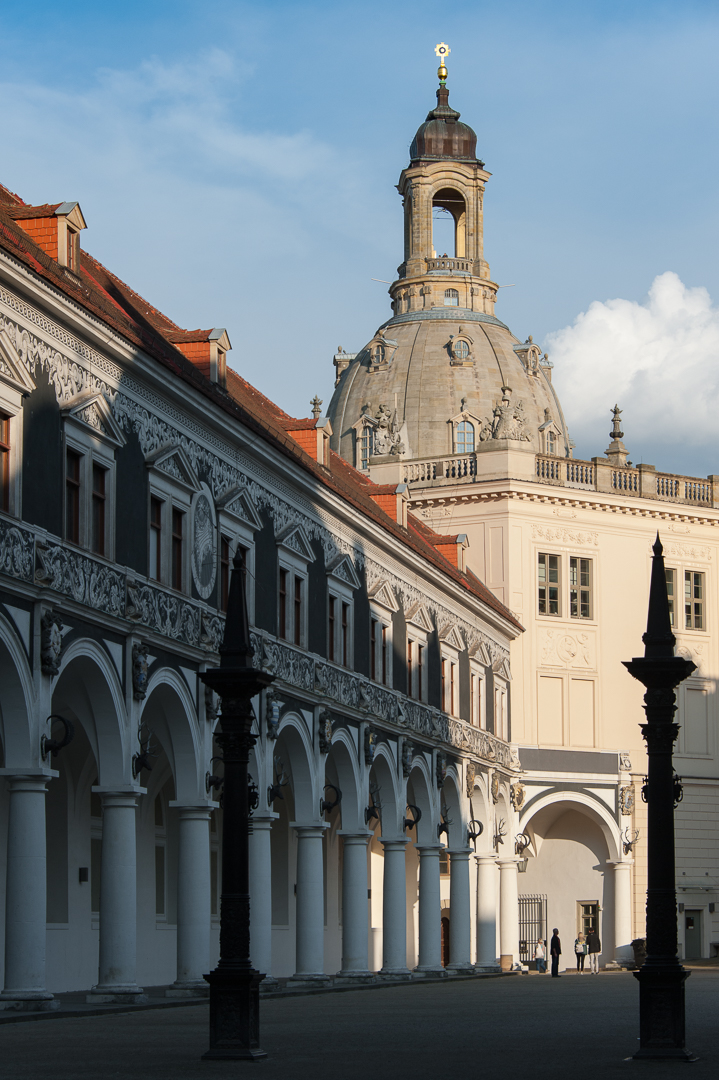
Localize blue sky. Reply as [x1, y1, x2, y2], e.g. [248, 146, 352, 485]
[2, 1, 719, 473]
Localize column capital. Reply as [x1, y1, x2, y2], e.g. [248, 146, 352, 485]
[169, 805, 213, 821]
[337, 831, 373, 843]
[93, 786, 145, 799]
[606, 859, 634, 870]
[0, 769, 57, 781]
[96, 790, 142, 809]
[475, 852, 498, 866]
[379, 836, 410, 849]
[415, 844, 444, 855]
[447, 847, 473, 857]
[291, 822, 330, 838]
[497, 856, 521, 869]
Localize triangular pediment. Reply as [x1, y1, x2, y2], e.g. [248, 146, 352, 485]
[276, 522, 314, 562]
[439, 622, 466, 651]
[406, 603, 433, 633]
[492, 656, 512, 681]
[448, 408, 483, 427]
[368, 579, 399, 612]
[327, 554, 361, 590]
[0, 329, 36, 396]
[216, 486, 263, 530]
[146, 444, 200, 492]
[471, 641, 493, 667]
[62, 390, 126, 447]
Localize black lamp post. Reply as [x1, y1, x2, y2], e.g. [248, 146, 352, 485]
[623, 535, 696, 1061]
[200, 550, 275, 1061]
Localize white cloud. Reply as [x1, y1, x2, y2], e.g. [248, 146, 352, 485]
[546, 272, 719, 476]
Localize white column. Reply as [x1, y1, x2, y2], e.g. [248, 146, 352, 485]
[475, 854, 499, 970]
[498, 856, 520, 971]
[447, 847, 473, 971]
[379, 838, 410, 976]
[248, 815, 277, 986]
[0, 776, 56, 1010]
[167, 806, 211, 997]
[415, 845, 444, 974]
[337, 832, 373, 980]
[607, 859, 634, 965]
[88, 792, 145, 1003]
[290, 824, 329, 985]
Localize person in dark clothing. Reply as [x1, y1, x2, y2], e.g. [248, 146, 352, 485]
[586, 926, 601, 973]
[550, 928, 562, 977]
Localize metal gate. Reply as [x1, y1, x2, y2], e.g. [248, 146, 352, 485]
[518, 894, 547, 964]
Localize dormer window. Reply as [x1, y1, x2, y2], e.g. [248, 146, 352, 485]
[66, 228, 79, 272]
[546, 430, 555, 455]
[455, 420, 475, 453]
[453, 339, 469, 360]
[444, 289, 459, 307]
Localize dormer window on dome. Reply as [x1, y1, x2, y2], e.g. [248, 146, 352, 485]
[444, 289, 459, 307]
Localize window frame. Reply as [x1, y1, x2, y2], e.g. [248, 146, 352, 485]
[684, 569, 705, 631]
[455, 419, 475, 454]
[63, 431, 116, 559]
[538, 551, 561, 617]
[0, 327, 36, 519]
[277, 554, 308, 648]
[440, 645, 460, 717]
[569, 556, 592, 620]
[444, 288, 459, 307]
[469, 663, 486, 728]
[494, 676, 508, 740]
[537, 551, 596, 623]
[216, 498, 259, 622]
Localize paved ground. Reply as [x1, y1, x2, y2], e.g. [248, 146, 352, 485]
[1, 969, 716, 1079]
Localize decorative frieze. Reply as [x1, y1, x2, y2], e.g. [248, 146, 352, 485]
[0, 519, 34, 581]
[126, 580, 200, 646]
[35, 540, 125, 618]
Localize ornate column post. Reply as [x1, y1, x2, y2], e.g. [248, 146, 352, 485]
[475, 853, 499, 970]
[446, 847, 473, 971]
[336, 831, 373, 981]
[623, 535, 695, 1061]
[289, 824, 330, 986]
[606, 859, 634, 967]
[248, 814, 277, 988]
[498, 856, 520, 971]
[88, 791, 146, 1003]
[379, 838, 411, 977]
[0, 775, 57, 1011]
[415, 845, 444, 974]
[200, 550, 275, 1061]
[167, 806, 212, 997]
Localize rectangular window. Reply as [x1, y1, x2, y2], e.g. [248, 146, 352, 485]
[441, 657, 447, 711]
[67, 228, 78, 272]
[220, 536, 231, 612]
[418, 644, 424, 701]
[370, 618, 377, 680]
[382, 625, 389, 686]
[171, 507, 184, 591]
[294, 576, 303, 645]
[450, 661, 456, 716]
[407, 639, 414, 699]
[439, 850, 450, 876]
[0, 412, 10, 513]
[569, 557, 592, 619]
[578, 901, 600, 938]
[538, 552, 560, 616]
[360, 425, 371, 470]
[155, 845, 166, 916]
[685, 571, 705, 630]
[150, 496, 162, 581]
[279, 568, 288, 640]
[329, 595, 336, 662]
[470, 673, 476, 726]
[341, 602, 350, 666]
[65, 448, 81, 544]
[91, 463, 106, 556]
[666, 568, 676, 627]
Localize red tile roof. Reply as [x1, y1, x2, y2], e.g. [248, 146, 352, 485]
[0, 184, 522, 633]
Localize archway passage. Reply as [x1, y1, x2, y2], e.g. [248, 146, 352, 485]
[519, 800, 617, 970]
[432, 188, 467, 258]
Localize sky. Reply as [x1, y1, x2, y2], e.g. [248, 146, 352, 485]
[2, 0, 719, 475]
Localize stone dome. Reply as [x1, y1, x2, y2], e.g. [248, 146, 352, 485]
[409, 85, 478, 163]
[328, 308, 571, 466]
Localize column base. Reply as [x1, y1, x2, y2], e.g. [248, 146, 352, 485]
[203, 966, 266, 1060]
[335, 970, 376, 984]
[378, 967, 412, 981]
[446, 961, 475, 974]
[413, 965, 448, 977]
[86, 985, 147, 1004]
[474, 962, 501, 973]
[287, 973, 331, 989]
[0, 995, 58, 1012]
[165, 982, 210, 998]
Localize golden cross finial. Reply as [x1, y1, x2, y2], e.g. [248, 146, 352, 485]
[435, 42, 450, 83]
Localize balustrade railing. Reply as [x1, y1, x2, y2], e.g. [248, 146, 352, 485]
[425, 257, 472, 273]
[403, 454, 477, 484]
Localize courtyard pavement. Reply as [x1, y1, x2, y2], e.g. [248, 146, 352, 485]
[1, 969, 717, 1079]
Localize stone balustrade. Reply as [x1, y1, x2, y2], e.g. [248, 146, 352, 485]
[535, 456, 719, 507]
[425, 257, 472, 273]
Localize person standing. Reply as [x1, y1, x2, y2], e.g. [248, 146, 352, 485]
[534, 939, 546, 974]
[574, 932, 587, 972]
[550, 928, 562, 977]
[586, 925, 601, 973]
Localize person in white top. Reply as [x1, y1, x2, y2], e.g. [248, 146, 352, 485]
[534, 939, 547, 974]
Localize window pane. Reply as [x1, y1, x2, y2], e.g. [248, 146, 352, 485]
[91, 464, 106, 556]
[65, 449, 81, 543]
[569, 557, 591, 620]
[171, 508, 183, 590]
[294, 576, 302, 644]
[279, 568, 288, 640]
[0, 412, 10, 513]
[538, 553, 560, 616]
[328, 595, 336, 662]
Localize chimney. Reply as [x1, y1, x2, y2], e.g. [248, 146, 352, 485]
[166, 328, 230, 387]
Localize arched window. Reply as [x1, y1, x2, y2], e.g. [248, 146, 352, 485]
[456, 420, 475, 454]
[546, 430, 555, 455]
[358, 422, 373, 470]
[444, 289, 459, 307]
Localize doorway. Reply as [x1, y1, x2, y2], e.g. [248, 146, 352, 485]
[685, 910, 702, 959]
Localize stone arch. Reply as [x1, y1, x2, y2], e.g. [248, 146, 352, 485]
[431, 185, 467, 259]
[52, 638, 127, 786]
[0, 611, 35, 767]
[469, 770, 492, 853]
[325, 727, 362, 832]
[519, 791, 621, 863]
[406, 757, 434, 846]
[275, 712, 316, 822]
[369, 742, 401, 838]
[441, 768, 464, 849]
[140, 667, 203, 804]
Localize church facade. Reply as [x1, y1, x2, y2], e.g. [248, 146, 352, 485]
[0, 176, 524, 1008]
[328, 68, 719, 966]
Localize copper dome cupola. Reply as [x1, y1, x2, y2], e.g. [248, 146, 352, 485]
[409, 85, 479, 163]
